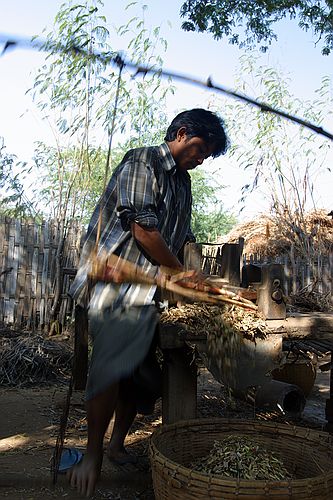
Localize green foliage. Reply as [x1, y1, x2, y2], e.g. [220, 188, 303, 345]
[180, 0, 333, 55]
[111, 9, 175, 149]
[24, 0, 236, 240]
[191, 209, 237, 243]
[0, 139, 37, 218]
[31, 142, 109, 222]
[28, 0, 174, 223]
[222, 55, 332, 213]
[213, 54, 332, 257]
[190, 169, 237, 242]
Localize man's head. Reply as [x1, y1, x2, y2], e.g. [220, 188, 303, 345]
[165, 108, 229, 171]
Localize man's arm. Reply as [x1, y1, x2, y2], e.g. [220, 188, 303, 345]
[131, 222, 183, 270]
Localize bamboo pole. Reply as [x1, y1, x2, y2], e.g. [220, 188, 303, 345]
[88, 253, 258, 311]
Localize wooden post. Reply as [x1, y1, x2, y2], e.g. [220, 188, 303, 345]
[330, 251, 333, 299]
[325, 351, 333, 433]
[323, 255, 330, 296]
[257, 264, 286, 320]
[183, 242, 202, 271]
[73, 305, 89, 390]
[219, 239, 243, 285]
[162, 347, 197, 424]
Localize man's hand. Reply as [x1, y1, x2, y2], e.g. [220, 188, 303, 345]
[102, 264, 128, 283]
[161, 268, 209, 291]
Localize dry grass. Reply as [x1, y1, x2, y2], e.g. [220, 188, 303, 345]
[219, 209, 333, 258]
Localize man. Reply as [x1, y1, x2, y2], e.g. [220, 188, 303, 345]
[68, 108, 229, 496]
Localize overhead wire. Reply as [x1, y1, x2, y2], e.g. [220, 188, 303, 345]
[0, 34, 332, 141]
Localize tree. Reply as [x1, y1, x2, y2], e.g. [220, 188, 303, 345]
[31, 142, 110, 223]
[27, 0, 175, 324]
[28, 1, 236, 253]
[0, 138, 37, 218]
[180, 0, 333, 55]
[190, 169, 237, 242]
[213, 55, 332, 259]
[29, 1, 174, 223]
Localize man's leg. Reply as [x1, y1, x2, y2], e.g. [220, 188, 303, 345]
[67, 382, 119, 497]
[107, 378, 137, 464]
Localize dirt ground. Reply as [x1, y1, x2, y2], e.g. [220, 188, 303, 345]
[0, 361, 331, 500]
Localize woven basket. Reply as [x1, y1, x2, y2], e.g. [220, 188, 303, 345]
[149, 418, 333, 499]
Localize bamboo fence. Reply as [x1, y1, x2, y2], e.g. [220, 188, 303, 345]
[243, 248, 333, 296]
[0, 218, 331, 330]
[0, 217, 83, 330]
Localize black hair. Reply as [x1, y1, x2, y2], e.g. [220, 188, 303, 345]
[164, 108, 229, 158]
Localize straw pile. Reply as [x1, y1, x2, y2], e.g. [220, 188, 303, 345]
[0, 328, 72, 386]
[191, 435, 291, 481]
[219, 209, 333, 257]
[218, 209, 333, 313]
[160, 303, 270, 386]
[160, 303, 269, 341]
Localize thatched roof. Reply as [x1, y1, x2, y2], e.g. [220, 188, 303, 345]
[219, 209, 333, 257]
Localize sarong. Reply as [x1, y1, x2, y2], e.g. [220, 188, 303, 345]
[86, 304, 161, 408]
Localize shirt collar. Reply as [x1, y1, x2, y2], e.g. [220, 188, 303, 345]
[158, 142, 177, 172]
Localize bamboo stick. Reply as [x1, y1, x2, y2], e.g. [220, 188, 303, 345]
[88, 253, 258, 311]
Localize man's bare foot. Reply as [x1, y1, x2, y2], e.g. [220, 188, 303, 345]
[107, 444, 137, 465]
[67, 451, 103, 497]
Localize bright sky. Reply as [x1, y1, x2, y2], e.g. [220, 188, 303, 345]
[0, 0, 332, 220]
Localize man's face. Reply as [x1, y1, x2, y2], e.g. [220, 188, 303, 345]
[172, 127, 215, 172]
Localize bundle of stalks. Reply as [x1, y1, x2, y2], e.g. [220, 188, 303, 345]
[191, 435, 291, 481]
[0, 334, 72, 386]
[89, 254, 262, 390]
[88, 252, 257, 311]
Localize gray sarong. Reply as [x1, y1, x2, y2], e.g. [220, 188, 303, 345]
[86, 304, 159, 401]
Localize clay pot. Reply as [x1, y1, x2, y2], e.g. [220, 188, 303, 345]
[272, 358, 316, 397]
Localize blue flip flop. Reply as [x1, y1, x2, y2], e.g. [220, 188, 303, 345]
[59, 448, 83, 473]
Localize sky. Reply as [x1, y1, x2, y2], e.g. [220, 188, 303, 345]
[0, 0, 332, 220]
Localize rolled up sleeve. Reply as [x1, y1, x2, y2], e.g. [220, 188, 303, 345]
[117, 159, 159, 231]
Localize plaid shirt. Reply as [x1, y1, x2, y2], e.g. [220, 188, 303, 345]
[69, 142, 194, 309]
